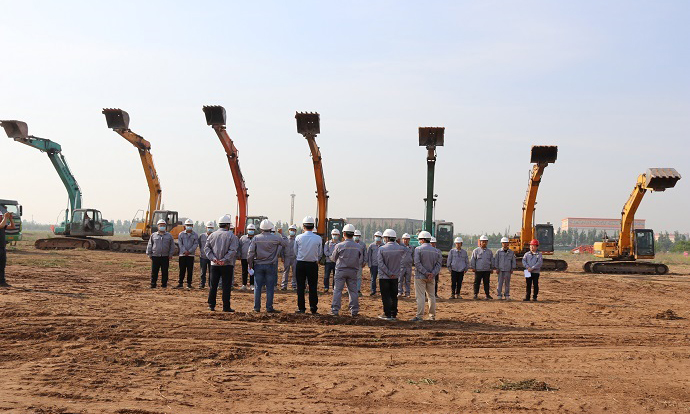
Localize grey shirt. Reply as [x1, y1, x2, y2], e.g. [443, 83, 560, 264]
[146, 231, 175, 257]
[204, 228, 239, 266]
[238, 235, 254, 260]
[522, 251, 543, 272]
[248, 232, 288, 267]
[447, 248, 469, 273]
[178, 230, 199, 256]
[323, 239, 338, 263]
[281, 236, 297, 260]
[470, 247, 494, 271]
[198, 232, 211, 259]
[377, 242, 407, 279]
[414, 243, 442, 279]
[493, 248, 517, 271]
[400, 244, 415, 269]
[330, 239, 363, 277]
[365, 242, 383, 268]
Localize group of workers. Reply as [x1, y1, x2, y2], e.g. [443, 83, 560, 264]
[147, 215, 544, 321]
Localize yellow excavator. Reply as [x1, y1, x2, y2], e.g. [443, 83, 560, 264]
[102, 109, 183, 253]
[584, 168, 681, 275]
[509, 146, 568, 271]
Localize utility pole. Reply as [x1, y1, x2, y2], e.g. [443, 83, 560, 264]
[419, 127, 444, 236]
[290, 193, 296, 225]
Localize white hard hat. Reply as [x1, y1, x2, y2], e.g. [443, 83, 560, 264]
[331, 228, 340, 235]
[260, 219, 273, 231]
[271, 226, 276, 232]
[500, 237, 510, 243]
[156, 219, 167, 225]
[454, 237, 463, 243]
[354, 230, 362, 236]
[246, 223, 256, 230]
[218, 215, 232, 225]
[479, 235, 489, 241]
[302, 216, 315, 225]
[382, 229, 396, 238]
[289, 224, 297, 230]
[184, 218, 194, 225]
[430, 236, 437, 243]
[342, 224, 356, 233]
[374, 231, 383, 237]
[418, 231, 432, 240]
[206, 221, 214, 228]
[402, 233, 411, 239]
[229, 221, 235, 229]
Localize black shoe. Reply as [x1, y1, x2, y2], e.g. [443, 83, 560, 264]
[161, 285, 167, 289]
[0, 282, 9, 287]
[473, 295, 479, 300]
[267, 309, 281, 314]
[486, 294, 493, 300]
[253, 309, 261, 313]
[173, 284, 183, 289]
[150, 285, 156, 289]
[369, 292, 376, 296]
[208, 306, 215, 311]
[295, 310, 306, 314]
[223, 308, 235, 313]
[187, 285, 193, 289]
[533, 297, 538, 302]
[523, 297, 531, 301]
[311, 311, 320, 315]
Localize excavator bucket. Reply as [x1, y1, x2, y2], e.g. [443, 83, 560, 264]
[645, 168, 681, 191]
[530, 145, 558, 164]
[295, 112, 320, 136]
[102, 108, 130, 130]
[418, 127, 445, 147]
[0, 120, 29, 140]
[203, 105, 227, 126]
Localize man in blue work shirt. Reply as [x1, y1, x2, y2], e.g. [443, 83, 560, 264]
[294, 216, 322, 314]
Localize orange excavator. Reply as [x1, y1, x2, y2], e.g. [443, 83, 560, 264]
[102, 108, 183, 252]
[295, 112, 345, 238]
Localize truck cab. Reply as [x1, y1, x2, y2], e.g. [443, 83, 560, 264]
[0, 199, 22, 244]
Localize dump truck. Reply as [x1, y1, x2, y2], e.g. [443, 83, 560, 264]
[584, 168, 681, 275]
[0, 199, 22, 245]
[1, 120, 113, 249]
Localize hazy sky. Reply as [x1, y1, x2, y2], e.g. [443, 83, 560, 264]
[1, 1, 688, 234]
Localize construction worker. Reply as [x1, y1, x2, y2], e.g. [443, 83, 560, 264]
[522, 239, 543, 301]
[411, 231, 441, 321]
[430, 236, 442, 298]
[470, 235, 494, 300]
[0, 210, 16, 287]
[238, 223, 256, 291]
[198, 221, 214, 288]
[294, 216, 322, 314]
[366, 230, 384, 295]
[447, 237, 469, 299]
[330, 224, 362, 316]
[323, 228, 340, 292]
[377, 229, 406, 321]
[146, 219, 175, 289]
[175, 218, 199, 289]
[398, 233, 414, 298]
[354, 230, 366, 296]
[280, 224, 298, 290]
[494, 237, 517, 300]
[205, 215, 239, 312]
[247, 219, 287, 313]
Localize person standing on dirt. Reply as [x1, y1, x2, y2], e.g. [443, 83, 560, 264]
[354, 230, 366, 297]
[494, 237, 517, 300]
[522, 239, 543, 302]
[175, 219, 199, 289]
[0, 210, 16, 287]
[247, 219, 288, 313]
[430, 236, 442, 299]
[398, 233, 414, 298]
[146, 219, 175, 289]
[447, 237, 469, 299]
[365, 230, 384, 296]
[198, 221, 214, 289]
[410, 231, 441, 322]
[280, 224, 298, 291]
[323, 228, 340, 293]
[294, 216, 322, 314]
[377, 229, 406, 321]
[330, 224, 362, 316]
[239, 223, 256, 291]
[470, 235, 494, 300]
[205, 215, 239, 312]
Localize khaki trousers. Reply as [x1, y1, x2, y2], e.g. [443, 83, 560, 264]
[415, 278, 436, 318]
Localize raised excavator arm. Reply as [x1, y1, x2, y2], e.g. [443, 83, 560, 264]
[102, 109, 162, 238]
[296, 112, 328, 236]
[202, 105, 249, 233]
[519, 146, 558, 250]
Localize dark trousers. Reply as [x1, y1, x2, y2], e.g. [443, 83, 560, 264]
[473, 271, 491, 296]
[178, 255, 195, 286]
[199, 258, 211, 287]
[379, 278, 399, 318]
[434, 274, 440, 296]
[150, 256, 170, 287]
[296, 261, 319, 312]
[370, 266, 379, 293]
[526, 272, 540, 299]
[0, 250, 6, 284]
[451, 270, 464, 295]
[208, 265, 233, 311]
[324, 262, 336, 289]
[241, 259, 253, 286]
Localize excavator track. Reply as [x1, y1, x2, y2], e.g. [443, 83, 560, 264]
[34, 237, 110, 250]
[110, 240, 179, 255]
[584, 260, 668, 275]
[516, 258, 568, 272]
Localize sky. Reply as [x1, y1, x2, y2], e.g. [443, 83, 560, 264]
[0, 0, 688, 235]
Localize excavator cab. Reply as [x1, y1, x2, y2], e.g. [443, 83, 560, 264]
[530, 145, 558, 164]
[534, 223, 555, 254]
[435, 222, 454, 252]
[326, 219, 346, 236]
[634, 229, 655, 259]
[69, 209, 114, 237]
[247, 216, 268, 230]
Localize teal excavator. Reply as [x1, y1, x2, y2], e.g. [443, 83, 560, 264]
[1, 120, 113, 249]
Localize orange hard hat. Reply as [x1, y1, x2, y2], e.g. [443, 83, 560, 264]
[529, 239, 539, 246]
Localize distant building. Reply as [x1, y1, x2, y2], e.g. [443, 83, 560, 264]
[561, 217, 645, 233]
[654, 232, 690, 242]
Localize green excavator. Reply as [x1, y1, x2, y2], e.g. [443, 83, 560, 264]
[1, 120, 113, 249]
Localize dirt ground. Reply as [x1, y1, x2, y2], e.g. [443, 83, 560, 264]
[1, 237, 689, 413]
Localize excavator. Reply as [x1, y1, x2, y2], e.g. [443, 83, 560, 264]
[508, 146, 568, 271]
[295, 112, 345, 239]
[584, 168, 681, 275]
[202, 105, 267, 234]
[102, 109, 183, 252]
[1, 120, 113, 249]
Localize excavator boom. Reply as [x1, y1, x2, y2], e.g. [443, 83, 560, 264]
[202, 105, 249, 233]
[296, 112, 328, 236]
[520, 146, 558, 248]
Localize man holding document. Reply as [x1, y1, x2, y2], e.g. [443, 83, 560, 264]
[522, 239, 543, 301]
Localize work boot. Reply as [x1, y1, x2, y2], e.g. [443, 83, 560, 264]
[267, 309, 281, 314]
[523, 297, 531, 301]
[173, 284, 183, 289]
[473, 294, 479, 300]
[450, 294, 456, 300]
[208, 306, 215, 311]
[533, 297, 538, 302]
[410, 316, 423, 322]
[486, 294, 493, 300]
[223, 308, 235, 313]
[150, 285, 156, 289]
[295, 310, 306, 314]
[187, 285, 193, 289]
